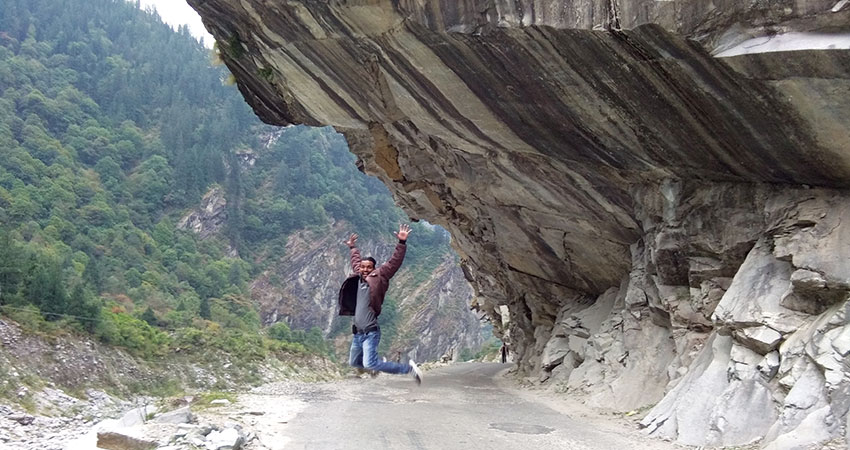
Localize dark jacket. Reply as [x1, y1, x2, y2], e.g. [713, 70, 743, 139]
[338, 241, 406, 318]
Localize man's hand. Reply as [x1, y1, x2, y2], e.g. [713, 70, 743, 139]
[344, 233, 358, 248]
[395, 224, 411, 242]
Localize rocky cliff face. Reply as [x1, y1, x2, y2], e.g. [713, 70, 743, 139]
[177, 186, 228, 240]
[250, 222, 484, 362]
[189, 0, 850, 447]
[387, 250, 484, 362]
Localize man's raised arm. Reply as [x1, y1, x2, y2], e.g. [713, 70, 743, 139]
[379, 224, 411, 280]
[345, 233, 361, 272]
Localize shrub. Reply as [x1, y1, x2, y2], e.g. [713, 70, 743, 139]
[95, 308, 170, 358]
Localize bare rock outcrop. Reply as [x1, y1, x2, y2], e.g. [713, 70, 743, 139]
[189, 0, 850, 446]
[176, 186, 228, 239]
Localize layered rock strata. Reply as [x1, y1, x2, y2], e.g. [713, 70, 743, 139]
[189, 0, 850, 446]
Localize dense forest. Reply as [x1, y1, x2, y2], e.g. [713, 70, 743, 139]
[0, 0, 451, 362]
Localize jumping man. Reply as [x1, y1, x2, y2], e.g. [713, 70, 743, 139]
[337, 224, 423, 384]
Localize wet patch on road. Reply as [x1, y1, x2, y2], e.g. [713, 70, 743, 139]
[489, 422, 555, 435]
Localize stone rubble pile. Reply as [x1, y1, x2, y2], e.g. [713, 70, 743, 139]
[79, 402, 256, 450]
[0, 388, 137, 449]
[0, 394, 255, 450]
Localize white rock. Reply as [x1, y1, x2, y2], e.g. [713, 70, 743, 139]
[115, 405, 158, 428]
[764, 359, 838, 448]
[209, 399, 231, 406]
[205, 427, 244, 450]
[713, 239, 807, 334]
[832, 323, 850, 356]
[733, 326, 783, 354]
[539, 336, 571, 370]
[173, 423, 197, 437]
[152, 407, 193, 425]
[641, 333, 777, 446]
[757, 351, 780, 379]
[729, 343, 762, 367]
[764, 405, 835, 450]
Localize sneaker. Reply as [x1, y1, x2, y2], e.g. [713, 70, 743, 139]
[409, 360, 423, 385]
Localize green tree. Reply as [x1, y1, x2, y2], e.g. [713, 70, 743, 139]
[0, 231, 25, 304]
[140, 306, 157, 326]
[67, 284, 101, 332]
[128, 155, 172, 214]
[24, 258, 67, 320]
[198, 297, 211, 320]
[267, 322, 292, 342]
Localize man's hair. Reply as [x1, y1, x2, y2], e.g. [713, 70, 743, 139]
[363, 256, 377, 266]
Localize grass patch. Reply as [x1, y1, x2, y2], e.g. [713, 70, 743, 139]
[126, 376, 181, 398]
[194, 391, 237, 409]
[18, 395, 38, 414]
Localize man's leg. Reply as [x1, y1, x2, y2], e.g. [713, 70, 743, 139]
[349, 333, 365, 369]
[362, 330, 411, 375]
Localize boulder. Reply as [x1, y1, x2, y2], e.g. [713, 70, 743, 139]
[781, 269, 848, 315]
[96, 430, 158, 450]
[152, 406, 194, 425]
[114, 405, 157, 428]
[9, 414, 34, 426]
[205, 427, 244, 450]
[539, 336, 571, 371]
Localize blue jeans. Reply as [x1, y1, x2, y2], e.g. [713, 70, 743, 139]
[349, 330, 410, 375]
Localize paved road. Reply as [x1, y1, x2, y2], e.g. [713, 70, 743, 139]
[273, 363, 675, 450]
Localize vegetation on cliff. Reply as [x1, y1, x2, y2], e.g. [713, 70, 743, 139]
[0, 0, 452, 368]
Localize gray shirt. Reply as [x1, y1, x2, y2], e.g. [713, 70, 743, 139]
[354, 277, 377, 331]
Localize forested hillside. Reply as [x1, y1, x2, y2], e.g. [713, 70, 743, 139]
[0, 0, 460, 368]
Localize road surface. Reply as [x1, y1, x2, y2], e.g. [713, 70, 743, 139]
[255, 362, 677, 450]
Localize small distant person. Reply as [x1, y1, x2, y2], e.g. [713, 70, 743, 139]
[338, 224, 423, 384]
[500, 343, 508, 364]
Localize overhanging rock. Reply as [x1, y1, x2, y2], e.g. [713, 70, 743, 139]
[189, 1, 850, 447]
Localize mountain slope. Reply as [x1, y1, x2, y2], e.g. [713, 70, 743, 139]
[0, 0, 483, 384]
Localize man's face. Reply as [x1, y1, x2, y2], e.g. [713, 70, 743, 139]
[358, 260, 375, 277]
